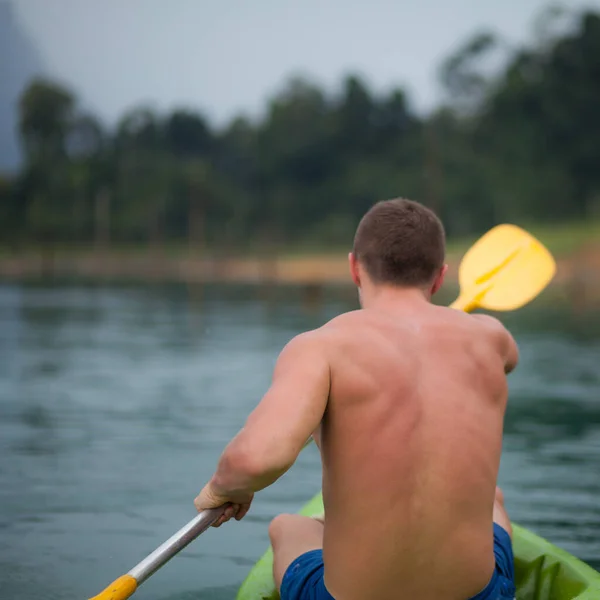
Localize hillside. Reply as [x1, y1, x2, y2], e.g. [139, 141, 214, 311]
[0, 1, 45, 172]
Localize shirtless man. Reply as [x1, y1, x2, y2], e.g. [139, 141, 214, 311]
[194, 199, 518, 600]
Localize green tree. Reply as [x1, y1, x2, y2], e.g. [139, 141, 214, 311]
[65, 113, 106, 243]
[113, 107, 169, 245]
[19, 79, 75, 161]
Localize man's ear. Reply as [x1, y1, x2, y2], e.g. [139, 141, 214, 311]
[431, 264, 448, 296]
[348, 252, 361, 288]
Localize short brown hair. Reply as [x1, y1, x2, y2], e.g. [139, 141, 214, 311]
[352, 198, 446, 286]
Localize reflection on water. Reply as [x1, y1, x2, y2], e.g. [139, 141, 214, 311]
[0, 282, 598, 600]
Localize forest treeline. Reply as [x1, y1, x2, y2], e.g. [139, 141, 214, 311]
[1, 7, 599, 251]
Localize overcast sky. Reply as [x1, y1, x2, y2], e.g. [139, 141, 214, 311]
[13, 0, 600, 126]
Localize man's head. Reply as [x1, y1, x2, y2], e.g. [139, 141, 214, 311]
[349, 198, 447, 300]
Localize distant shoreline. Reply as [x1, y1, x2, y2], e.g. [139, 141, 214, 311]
[2, 221, 598, 288]
[0, 244, 598, 291]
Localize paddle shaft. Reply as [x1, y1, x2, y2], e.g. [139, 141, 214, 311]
[130, 507, 224, 583]
[89, 507, 225, 600]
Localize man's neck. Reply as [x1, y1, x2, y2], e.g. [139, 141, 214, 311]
[360, 285, 431, 312]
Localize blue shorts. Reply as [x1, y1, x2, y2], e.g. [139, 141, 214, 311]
[469, 524, 516, 600]
[280, 523, 516, 600]
[280, 549, 334, 600]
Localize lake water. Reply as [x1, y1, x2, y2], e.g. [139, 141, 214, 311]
[0, 282, 599, 600]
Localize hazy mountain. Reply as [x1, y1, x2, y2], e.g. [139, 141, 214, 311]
[0, 1, 45, 172]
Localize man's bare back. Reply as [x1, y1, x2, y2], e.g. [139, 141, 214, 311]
[194, 199, 519, 600]
[313, 303, 516, 600]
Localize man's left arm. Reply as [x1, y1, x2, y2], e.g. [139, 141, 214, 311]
[194, 331, 330, 524]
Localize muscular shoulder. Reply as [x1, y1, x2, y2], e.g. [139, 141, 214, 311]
[322, 310, 365, 330]
[272, 329, 331, 389]
[470, 313, 519, 373]
[320, 310, 380, 345]
[278, 329, 328, 360]
[282, 312, 371, 361]
[470, 313, 506, 334]
[278, 312, 361, 357]
[470, 313, 509, 341]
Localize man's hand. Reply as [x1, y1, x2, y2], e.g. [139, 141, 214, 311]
[194, 482, 254, 528]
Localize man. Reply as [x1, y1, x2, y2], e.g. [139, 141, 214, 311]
[195, 198, 518, 600]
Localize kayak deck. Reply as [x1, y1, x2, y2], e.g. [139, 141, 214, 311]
[236, 492, 600, 600]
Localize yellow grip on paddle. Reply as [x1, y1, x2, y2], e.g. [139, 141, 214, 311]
[88, 574, 137, 600]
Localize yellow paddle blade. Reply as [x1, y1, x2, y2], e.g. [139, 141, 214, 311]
[88, 574, 137, 600]
[451, 224, 556, 312]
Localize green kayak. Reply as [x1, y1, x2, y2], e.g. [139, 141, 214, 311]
[236, 492, 600, 600]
